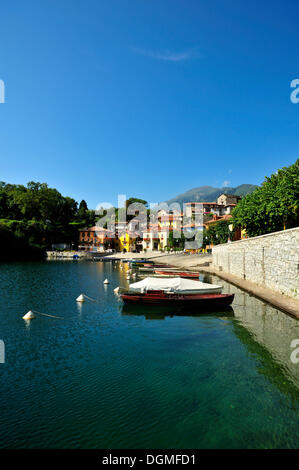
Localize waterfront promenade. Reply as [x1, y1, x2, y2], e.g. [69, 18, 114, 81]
[109, 251, 299, 319]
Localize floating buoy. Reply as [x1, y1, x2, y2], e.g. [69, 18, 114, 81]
[76, 293, 96, 303]
[114, 286, 120, 294]
[22, 309, 63, 320]
[22, 310, 35, 320]
[103, 279, 109, 284]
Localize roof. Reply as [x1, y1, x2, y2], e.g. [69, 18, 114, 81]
[79, 226, 113, 233]
[205, 215, 232, 225]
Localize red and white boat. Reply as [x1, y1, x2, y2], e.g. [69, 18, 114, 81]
[154, 270, 200, 278]
[121, 277, 234, 310]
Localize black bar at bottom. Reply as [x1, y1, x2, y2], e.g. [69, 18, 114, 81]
[0, 449, 296, 467]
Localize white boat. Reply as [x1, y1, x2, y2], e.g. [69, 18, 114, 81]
[128, 277, 223, 295]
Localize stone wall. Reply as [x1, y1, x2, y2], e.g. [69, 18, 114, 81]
[212, 227, 299, 298]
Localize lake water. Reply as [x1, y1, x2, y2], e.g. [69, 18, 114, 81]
[0, 260, 298, 449]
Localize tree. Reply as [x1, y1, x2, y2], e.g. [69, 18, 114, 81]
[166, 230, 185, 250]
[0, 181, 83, 255]
[125, 198, 148, 210]
[77, 200, 88, 219]
[126, 198, 148, 223]
[232, 159, 299, 237]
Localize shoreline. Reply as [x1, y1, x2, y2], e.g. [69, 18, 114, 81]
[45, 250, 299, 318]
[141, 252, 299, 319]
[198, 266, 299, 320]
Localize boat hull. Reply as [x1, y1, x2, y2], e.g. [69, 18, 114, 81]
[155, 270, 200, 278]
[121, 291, 234, 310]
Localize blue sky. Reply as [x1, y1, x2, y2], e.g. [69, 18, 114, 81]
[0, 0, 298, 208]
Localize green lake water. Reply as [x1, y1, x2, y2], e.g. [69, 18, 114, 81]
[0, 260, 298, 448]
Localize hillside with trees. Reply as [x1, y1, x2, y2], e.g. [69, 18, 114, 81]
[0, 182, 96, 260]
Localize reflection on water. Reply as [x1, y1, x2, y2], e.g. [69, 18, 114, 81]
[0, 260, 298, 449]
[204, 273, 299, 390]
[121, 303, 234, 320]
[122, 269, 299, 392]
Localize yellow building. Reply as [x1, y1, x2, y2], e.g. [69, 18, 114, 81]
[117, 231, 138, 252]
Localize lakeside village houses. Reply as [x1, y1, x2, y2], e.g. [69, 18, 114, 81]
[78, 194, 242, 253]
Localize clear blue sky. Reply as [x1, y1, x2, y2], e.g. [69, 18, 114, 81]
[0, 0, 298, 208]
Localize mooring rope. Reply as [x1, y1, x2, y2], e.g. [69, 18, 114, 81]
[82, 294, 97, 302]
[33, 310, 64, 319]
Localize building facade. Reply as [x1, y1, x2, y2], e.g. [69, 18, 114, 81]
[216, 193, 241, 206]
[78, 226, 114, 252]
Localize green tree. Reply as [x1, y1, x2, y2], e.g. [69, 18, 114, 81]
[233, 159, 299, 237]
[0, 181, 82, 257]
[125, 197, 148, 210]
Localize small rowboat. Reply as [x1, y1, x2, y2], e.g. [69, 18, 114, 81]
[121, 290, 234, 309]
[138, 264, 176, 272]
[130, 259, 153, 266]
[150, 264, 175, 269]
[155, 270, 200, 278]
[127, 277, 223, 294]
[120, 276, 234, 311]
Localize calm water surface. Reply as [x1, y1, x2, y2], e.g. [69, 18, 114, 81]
[0, 260, 298, 448]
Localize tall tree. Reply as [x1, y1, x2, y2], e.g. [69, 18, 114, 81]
[232, 159, 299, 236]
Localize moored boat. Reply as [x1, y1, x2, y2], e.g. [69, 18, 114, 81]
[121, 291, 234, 309]
[129, 259, 153, 266]
[150, 264, 175, 268]
[126, 277, 223, 294]
[154, 270, 200, 278]
[120, 277, 234, 310]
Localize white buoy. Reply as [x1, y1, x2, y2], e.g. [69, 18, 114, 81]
[114, 286, 120, 294]
[23, 310, 36, 320]
[76, 294, 85, 302]
[103, 279, 109, 284]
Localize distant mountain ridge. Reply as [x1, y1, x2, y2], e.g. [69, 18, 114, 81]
[165, 184, 257, 206]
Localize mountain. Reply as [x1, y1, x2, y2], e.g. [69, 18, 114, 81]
[165, 184, 257, 206]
